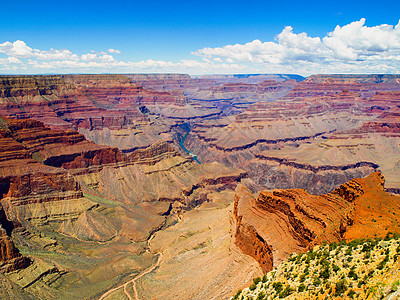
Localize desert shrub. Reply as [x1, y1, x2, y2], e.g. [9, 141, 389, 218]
[377, 255, 389, 270]
[256, 291, 265, 300]
[335, 280, 347, 296]
[298, 283, 306, 292]
[262, 275, 268, 283]
[308, 252, 317, 260]
[253, 277, 261, 285]
[313, 277, 322, 286]
[348, 289, 356, 298]
[319, 266, 330, 280]
[329, 242, 338, 251]
[288, 254, 296, 262]
[348, 269, 358, 280]
[272, 282, 283, 293]
[362, 242, 373, 252]
[367, 270, 374, 277]
[391, 280, 400, 293]
[249, 283, 257, 291]
[279, 286, 294, 298]
[304, 266, 309, 275]
[358, 280, 366, 288]
[332, 264, 340, 273]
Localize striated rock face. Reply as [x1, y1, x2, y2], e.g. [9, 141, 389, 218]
[184, 74, 400, 194]
[285, 74, 400, 98]
[0, 75, 70, 98]
[0, 115, 127, 228]
[128, 140, 179, 165]
[233, 172, 400, 273]
[0, 75, 187, 130]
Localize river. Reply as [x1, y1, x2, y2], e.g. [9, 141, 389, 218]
[179, 128, 201, 164]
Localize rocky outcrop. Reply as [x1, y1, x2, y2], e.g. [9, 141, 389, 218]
[0, 226, 31, 273]
[0, 202, 30, 273]
[233, 172, 400, 273]
[128, 140, 179, 165]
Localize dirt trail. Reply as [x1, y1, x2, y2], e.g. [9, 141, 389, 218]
[99, 233, 162, 300]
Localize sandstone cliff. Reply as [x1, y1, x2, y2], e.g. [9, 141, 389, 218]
[233, 172, 400, 273]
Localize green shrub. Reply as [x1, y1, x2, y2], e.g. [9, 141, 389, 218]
[249, 283, 257, 291]
[329, 242, 338, 251]
[279, 286, 294, 298]
[332, 264, 340, 273]
[377, 255, 389, 270]
[253, 277, 261, 285]
[262, 275, 268, 283]
[272, 282, 283, 293]
[313, 277, 322, 286]
[335, 280, 347, 296]
[256, 291, 265, 300]
[348, 289, 356, 298]
[348, 269, 358, 280]
[304, 266, 309, 275]
[298, 283, 306, 292]
[368, 270, 374, 277]
[358, 280, 366, 288]
[391, 280, 400, 293]
[319, 266, 330, 280]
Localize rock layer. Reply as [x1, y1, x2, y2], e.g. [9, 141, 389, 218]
[233, 172, 400, 273]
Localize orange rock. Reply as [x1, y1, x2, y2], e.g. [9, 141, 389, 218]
[233, 172, 400, 273]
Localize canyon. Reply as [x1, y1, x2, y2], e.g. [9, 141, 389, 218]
[0, 73, 398, 299]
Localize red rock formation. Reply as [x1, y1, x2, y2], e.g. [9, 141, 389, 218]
[0, 116, 126, 169]
[128, 140, 179, 165]
[233, 172, 400, 273]
[0, 202, 30, 273]
[0, 226, 31, 273]
[0, 75, 187, 130]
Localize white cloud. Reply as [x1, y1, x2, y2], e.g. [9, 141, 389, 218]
[0, 40, 33, 58]
[194, 19, 400, 74]
[108, 48, 121, 54]
[1, 19, 400, 75]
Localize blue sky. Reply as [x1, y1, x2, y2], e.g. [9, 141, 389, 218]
[1, 0, 400, 75]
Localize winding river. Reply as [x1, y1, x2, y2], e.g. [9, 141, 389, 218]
[179, 128, 201, 164]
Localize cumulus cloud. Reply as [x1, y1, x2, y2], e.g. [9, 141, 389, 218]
[1, 19, 400, 75]
[0, 40, 79, 61]
[108, 48, 121, 54]
[194, 18, 400, 74]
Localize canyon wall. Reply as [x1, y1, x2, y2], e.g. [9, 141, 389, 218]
[233, 172, 400, 273]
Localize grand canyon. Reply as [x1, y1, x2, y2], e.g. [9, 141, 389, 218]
[0, 73, 399, 299]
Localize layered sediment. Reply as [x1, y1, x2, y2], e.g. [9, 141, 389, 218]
[233, 172, 400, 273]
